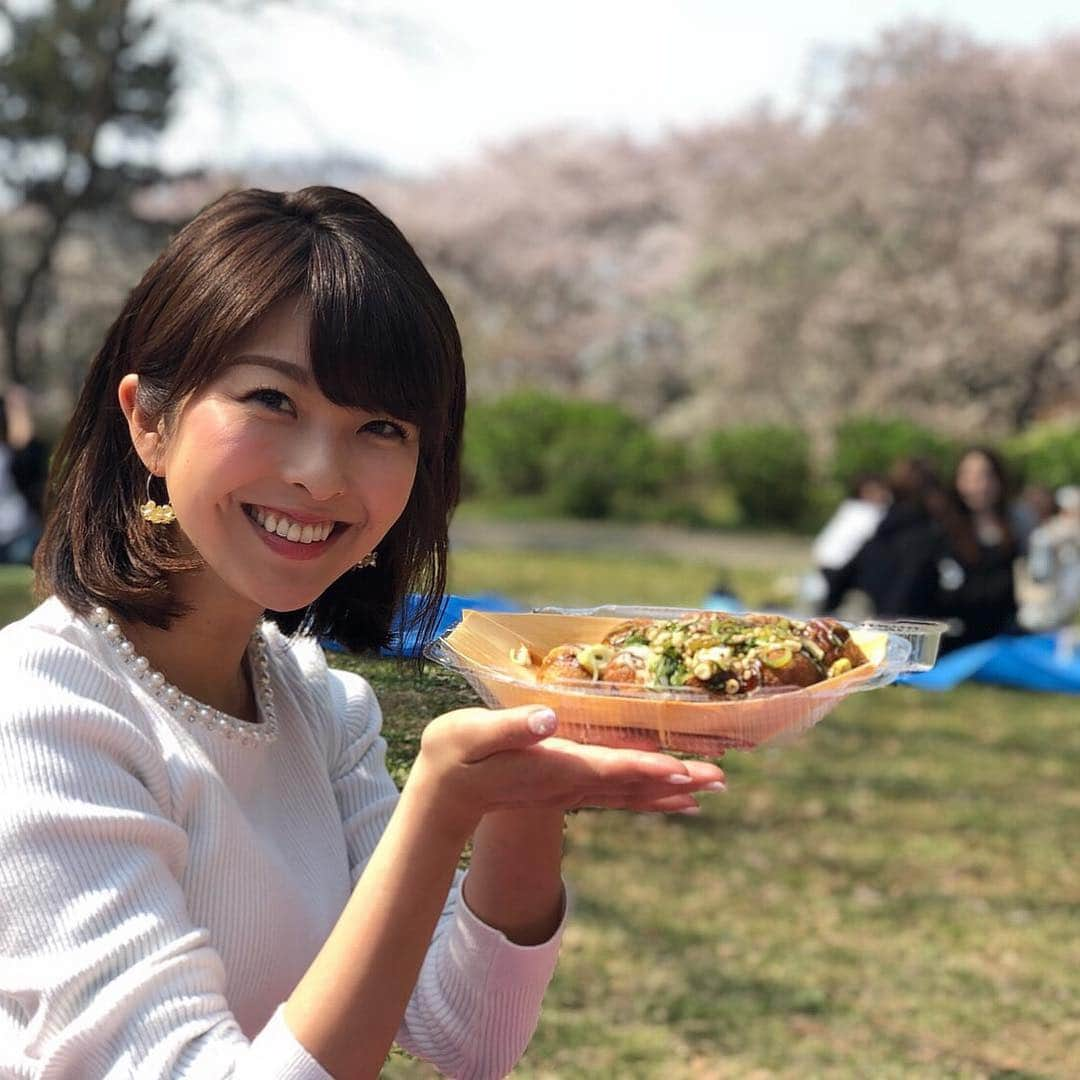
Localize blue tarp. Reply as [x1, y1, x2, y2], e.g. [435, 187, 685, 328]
[899, 633, 1080, 694]
[385, 592, 521, 658]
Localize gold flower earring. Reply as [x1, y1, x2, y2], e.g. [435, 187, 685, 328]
[356, 551, 377, 569]
[139, 474, 176, 525]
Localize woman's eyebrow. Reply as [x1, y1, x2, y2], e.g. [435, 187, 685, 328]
[227, 353, 312, 386]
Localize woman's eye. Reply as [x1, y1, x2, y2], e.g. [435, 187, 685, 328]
[361, 418, 410, 441]
[245, 388, 294, 414]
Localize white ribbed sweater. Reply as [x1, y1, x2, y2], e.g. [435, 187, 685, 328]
[0, 599, 563, 1079]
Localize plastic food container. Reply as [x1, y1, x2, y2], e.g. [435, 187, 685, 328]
[424, 606, 946, 755]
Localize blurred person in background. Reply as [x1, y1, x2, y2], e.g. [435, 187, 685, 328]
[1012, 483, 1058, 554]
[1018, 485, 1080, 632]
[934, 446, 1020, 652]
[824, 457, 945, 621]
[800, 472, 891, 614]
[0, 389, 42, 564]
[3, 384, 50, 523]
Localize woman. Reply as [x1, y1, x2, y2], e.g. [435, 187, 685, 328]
[823, 457, 946, 620]
[0, 187, 726, 1078]
[937, 446, 1019, 650]
[0, 394, 40, 565]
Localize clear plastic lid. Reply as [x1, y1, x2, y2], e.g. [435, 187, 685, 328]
[849, 618, 946, 672]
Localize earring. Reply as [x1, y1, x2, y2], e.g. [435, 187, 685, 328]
[139, 474, 176, 525]
[356, 551, 377, 569]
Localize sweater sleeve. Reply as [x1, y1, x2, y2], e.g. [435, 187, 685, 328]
[325, 668, 566, 1080]
[0, 633, 333, 1080]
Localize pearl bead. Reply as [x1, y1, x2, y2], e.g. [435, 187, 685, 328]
[88, 610, 277, 746]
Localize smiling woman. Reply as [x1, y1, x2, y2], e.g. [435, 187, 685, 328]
[37, 187, 460, 654]
[0, 187, 727, 1079]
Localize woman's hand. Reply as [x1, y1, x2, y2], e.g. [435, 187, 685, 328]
[405, 704, 727, 841]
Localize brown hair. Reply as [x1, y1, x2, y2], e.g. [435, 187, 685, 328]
[34, 187, 466, 651]
[946, 445, 1016, 564]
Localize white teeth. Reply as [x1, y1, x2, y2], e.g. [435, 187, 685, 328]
[249, 505, 334, 544]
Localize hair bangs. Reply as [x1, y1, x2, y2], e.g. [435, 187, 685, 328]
[304, 228, 456, 442]
[167, 223, 313, 404]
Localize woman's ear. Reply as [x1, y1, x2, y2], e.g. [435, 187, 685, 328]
[117, 374, 165, 474]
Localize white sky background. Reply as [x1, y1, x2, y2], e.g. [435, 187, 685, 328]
[155, 0, 1080, 177]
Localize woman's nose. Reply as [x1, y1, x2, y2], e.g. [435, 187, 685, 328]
[284, 434, 348, 502]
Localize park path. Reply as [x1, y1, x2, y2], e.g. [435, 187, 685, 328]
[450, 518, 812, 570]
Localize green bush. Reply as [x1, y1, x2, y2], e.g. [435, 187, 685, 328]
[832, 416, 956, 492]
[704, 425, 811, 528]
[543, 401, 683, 519]
[463, 392, 692, 521]
[1000, 423, 1080, 490]
[462, 391, 570, 497]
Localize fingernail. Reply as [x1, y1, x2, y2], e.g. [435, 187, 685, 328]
[667, 773, 693, 784]
[527, 708, 557, 736]
[702, 781, 727, 792]
[675, 805, 701, 815]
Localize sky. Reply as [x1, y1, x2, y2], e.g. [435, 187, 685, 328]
[154, 0, 1080, 177]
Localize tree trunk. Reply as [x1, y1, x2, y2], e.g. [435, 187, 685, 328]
[3, 205, 75, 385]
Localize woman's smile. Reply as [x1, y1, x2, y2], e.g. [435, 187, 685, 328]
[242, 502, 349, 562]
[246, 503, 338, 543]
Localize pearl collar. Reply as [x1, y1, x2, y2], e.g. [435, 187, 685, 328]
[88, 606, 279, 746]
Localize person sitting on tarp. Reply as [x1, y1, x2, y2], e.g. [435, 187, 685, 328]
[934, 447, 1021, 653]
[824, 457, 946, 622]
[1018, 485, 1080, 632]
[801, 472, 891, 615]
[0, 393, 40, 565]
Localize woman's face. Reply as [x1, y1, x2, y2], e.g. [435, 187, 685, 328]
[955, 451, 1001, 514]
[147, 299, 420, 617]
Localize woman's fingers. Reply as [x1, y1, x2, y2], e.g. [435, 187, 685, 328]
[417, 705, 729, 818]
[423, 704, 559, 764]
[534, 739, 726, 790]
[570, 784, 729, 815]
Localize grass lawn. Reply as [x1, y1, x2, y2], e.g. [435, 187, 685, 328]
[349, 661, 1080, 1080]
[447, 547, 790, 611]
[3, 550, 1077, 1078]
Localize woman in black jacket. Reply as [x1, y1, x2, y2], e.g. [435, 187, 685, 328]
[935, 446, 1019, 651]
[824, 457, 947, 619]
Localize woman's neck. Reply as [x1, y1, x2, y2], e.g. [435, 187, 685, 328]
[119, 580, 264, 723]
